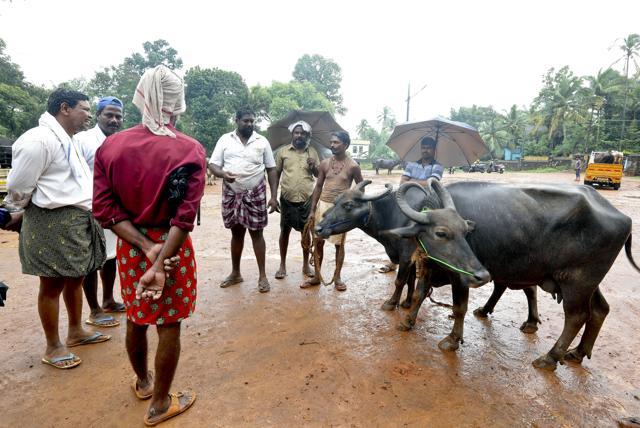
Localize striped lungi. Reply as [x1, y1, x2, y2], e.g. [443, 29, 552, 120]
[117, 227, 197, 325]
[19, 203, 106, 277]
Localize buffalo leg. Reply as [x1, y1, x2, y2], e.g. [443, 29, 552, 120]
[520, 286, 541, 333]
[438, 279, 468, 352]
[397, 277, 429, 331]
[381, 263, 410, 311]
[565, 287, 609, 363]
[532, 286, 590, 370]
[400, 267, 416, 309]
[473, 282, 507, 318]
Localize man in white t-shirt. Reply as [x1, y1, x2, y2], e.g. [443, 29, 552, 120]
[209, 107, 279, 293]
[76, 96, 125, 327]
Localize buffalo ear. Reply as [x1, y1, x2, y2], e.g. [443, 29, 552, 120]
[386, 224, 424, 239]
[465, 219, 476, 232]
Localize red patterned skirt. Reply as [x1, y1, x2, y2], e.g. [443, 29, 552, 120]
[117, 228, 197, 325]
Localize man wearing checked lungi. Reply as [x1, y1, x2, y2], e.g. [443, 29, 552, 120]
[93, 65, 205, 426]
[209, 107, 280, 293]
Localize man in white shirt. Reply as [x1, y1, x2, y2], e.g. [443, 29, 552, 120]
[7, 88, 111, 370]
[76, 96, 124, 328]
[209, 107, 279, 293]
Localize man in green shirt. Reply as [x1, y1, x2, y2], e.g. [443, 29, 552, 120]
[275, 121, 319, 279]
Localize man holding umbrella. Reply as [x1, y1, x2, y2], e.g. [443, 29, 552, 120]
[379, 136, 443, 274]
[274, 120, 319, 280]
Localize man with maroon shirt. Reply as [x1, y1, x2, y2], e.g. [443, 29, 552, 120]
[93, 65, 205, 426]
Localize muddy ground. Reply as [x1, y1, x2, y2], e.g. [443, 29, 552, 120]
[1, 169, 640, 427]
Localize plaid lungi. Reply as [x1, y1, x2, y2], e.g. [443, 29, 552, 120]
[19, 203, 106, 277]
[222, 179, 267, 230]
[118, 227, 197, 325]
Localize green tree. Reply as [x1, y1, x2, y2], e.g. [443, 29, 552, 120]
[377, 106, 396, 131]
[182, 66, 249, 153]
[85, 39, 183, 128]
[250, 81, 333, 124]
[292, 54, 346, 114]
[614, 33, 640, 139]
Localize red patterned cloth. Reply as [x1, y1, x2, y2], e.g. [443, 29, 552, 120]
[221, 179, 267, 230]
[117, 228, 197, 325]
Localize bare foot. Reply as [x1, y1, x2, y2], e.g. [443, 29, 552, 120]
[302, 264, 314, 277]
[300, 278, 320, 289]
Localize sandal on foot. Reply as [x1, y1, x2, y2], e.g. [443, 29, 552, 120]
[219, 276, 243, 288]
[378, 264, 397, 273]
[300, 280, 320, 289]
[85, 315, 120, 328]
[335, 282, 347, 292]
[67, 332, 111, 348]
[144, 391, 197, 426]
[103, 302, 126, 313]
[274, 269, 286, 279]
[258, 278, 270, 293]
[132, 371, 154, 400]
[41, 353, 82, 369]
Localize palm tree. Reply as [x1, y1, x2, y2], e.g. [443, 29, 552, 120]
[356, 119, 370, 139]
[583, 68, 621, 151]
[613, 34, 640, 140]
[478, 111, 509, 159]
[502, 105, 527, 151]
[377, 106, 396, 131]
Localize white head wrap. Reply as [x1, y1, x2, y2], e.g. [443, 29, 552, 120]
[132, 65, 186, 138]
[287, 120, 312, 135]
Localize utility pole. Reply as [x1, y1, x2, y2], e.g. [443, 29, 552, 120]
[405, 82, 427, 122]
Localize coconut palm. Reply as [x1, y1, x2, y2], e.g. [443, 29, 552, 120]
[613, 33, 640, 140]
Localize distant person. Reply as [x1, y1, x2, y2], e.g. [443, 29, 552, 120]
[379, 136, 443, 273]
[76, 96, 125, 328]
[574, 157, 582, 182]
[209, 107, 279, 293]
[275, 120, 319, 280]
[93, 65, 205, 425]
[301, 131, 363, 291]
[7, 88, 110, 370]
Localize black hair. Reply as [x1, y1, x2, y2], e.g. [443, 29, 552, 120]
[331, 131, 351, 147]
[46, 88, 89, 116]
[235, 106, 256, 120]
[420, 136, 437, 147]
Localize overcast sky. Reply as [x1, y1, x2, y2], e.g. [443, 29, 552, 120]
[1, 0, 639, 134]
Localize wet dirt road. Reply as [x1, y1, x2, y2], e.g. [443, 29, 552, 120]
[1, 170, 640, 427]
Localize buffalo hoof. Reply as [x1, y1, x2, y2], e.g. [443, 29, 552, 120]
[519, 321, 539, 334]
[437, 335, 460, 352]
[473, 307, 489, 318]
[400, 299, 412, 309]
[397, 316, 415, 331]
[381, 301, 397, 311]
[564, 348, 586, 364]
[532, 354, 558, 371]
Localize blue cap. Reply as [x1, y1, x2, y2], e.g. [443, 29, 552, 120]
[97, 96, 123, 112]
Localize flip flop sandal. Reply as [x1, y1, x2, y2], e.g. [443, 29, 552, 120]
[378, 264, 397, 273]
[335, 282, 347, 292]
[219, 276, 243, 288]
[132, 371, 154, 400]
[41, 353, 82, 369]
[67, 332, 112, 348]
[85, 316, 120, 328]
[144, 391, 197, 426]
[274, 270, 286, 279]
[103, 302, 126, 313]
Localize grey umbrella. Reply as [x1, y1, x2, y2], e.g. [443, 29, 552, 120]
[267, 110, 346, 160]
[386, 117, 489, 167]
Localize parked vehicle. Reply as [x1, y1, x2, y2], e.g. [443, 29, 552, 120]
[486, 161, 505, 174]
[584, 151, 623, 190]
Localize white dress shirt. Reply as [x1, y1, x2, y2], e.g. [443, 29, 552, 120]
[210, 130, 276, 192]
[6, 112, 93, 210]
[76, 124, 106, 172]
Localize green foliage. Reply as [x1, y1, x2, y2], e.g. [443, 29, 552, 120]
[250, 81, 334, 125]
[293, 54, 346, 114]
[357, 109, 397, 160]
[182, 66, 249, 153]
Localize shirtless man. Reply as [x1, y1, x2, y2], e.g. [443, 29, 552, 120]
[301, 131, 363, 291]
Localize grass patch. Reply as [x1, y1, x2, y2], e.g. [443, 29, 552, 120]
[513, 167, 569, 173]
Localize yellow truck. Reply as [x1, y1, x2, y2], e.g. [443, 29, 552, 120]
[583, 151, 623, 190]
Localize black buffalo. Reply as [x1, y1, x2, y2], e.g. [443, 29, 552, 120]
[392, 180, 640, 370]
[372, 158, 402, 175]
[314, 181, 537, 348]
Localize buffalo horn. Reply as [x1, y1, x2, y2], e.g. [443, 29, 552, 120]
[395, 182, 431, 224]
[355, 182, 393, 202]
[355, 180, 372, 192]
[428, 178, 456, 210]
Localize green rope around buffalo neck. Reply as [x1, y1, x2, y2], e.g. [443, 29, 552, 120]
[417, 207, 475, 277]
